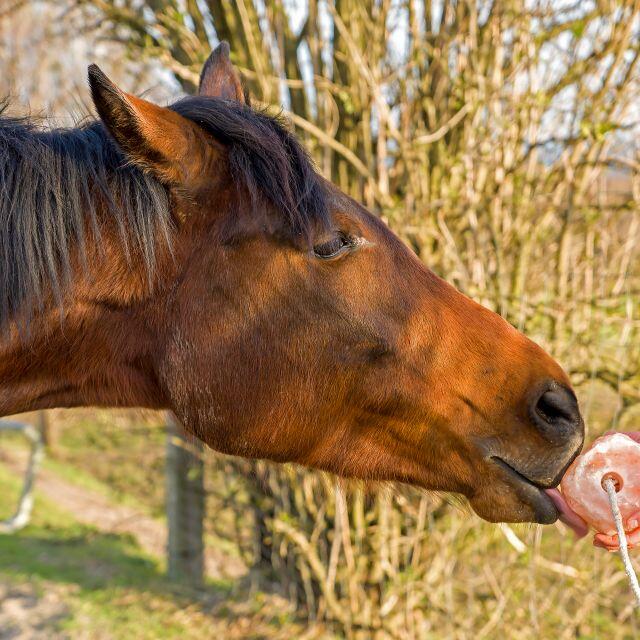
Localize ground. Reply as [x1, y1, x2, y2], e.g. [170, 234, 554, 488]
[0, 419, 333, 640]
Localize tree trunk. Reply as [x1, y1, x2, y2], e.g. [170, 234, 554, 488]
[165, 412, 205, 585]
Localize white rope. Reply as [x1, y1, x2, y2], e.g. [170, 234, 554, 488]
[603, 477, 640, 607]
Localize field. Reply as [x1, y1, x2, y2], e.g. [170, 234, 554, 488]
[0, 413, 334, 639]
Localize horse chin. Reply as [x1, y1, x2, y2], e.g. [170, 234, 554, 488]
[468, 470, 559, 525]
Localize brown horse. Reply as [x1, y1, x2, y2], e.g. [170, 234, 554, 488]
[0, 44, 583, 525]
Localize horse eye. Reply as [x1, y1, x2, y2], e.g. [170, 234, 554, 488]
[313, 234, 352, 259]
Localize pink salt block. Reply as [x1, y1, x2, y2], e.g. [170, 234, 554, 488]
[560, 433, 640, 535]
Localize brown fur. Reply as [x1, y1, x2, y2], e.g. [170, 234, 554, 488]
[0, 45, 584, 525]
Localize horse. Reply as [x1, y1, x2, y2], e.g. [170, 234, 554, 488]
[0, 43, 583, 525]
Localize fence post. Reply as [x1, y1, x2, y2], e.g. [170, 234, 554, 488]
[165, 412, 205, 585]
[37, 410, 53, 450]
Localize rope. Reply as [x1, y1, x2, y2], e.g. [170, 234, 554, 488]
[603, 477, 640, 607]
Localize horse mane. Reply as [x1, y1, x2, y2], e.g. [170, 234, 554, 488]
[169, 97, 329, 238]
[0, 96, 328, 330]
[0, 102, 172, 329]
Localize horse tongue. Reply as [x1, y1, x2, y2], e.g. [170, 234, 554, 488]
[544, 488, 589, 538]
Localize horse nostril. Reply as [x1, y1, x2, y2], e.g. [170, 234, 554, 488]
[536, 390, 574, 424]
[531, 385, 582, 444]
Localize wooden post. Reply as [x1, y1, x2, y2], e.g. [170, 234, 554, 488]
[37, 410, 52, 450]
[165, 412, 205, 585]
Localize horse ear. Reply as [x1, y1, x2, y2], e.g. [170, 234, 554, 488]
[88, 64, 211, 185]
[199, 42, 246, 103]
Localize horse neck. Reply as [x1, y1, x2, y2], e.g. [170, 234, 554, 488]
[0, 212, 172, 419]
[0, 119, 175, 417]
[0, 292, 169, 417]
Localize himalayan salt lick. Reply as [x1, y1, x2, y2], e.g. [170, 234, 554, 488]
[560, 433, 640, 535]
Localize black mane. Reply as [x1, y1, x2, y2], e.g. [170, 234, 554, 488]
[0, 96, 328, 329]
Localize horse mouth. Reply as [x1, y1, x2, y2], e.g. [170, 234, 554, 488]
[490, 456, 559, 524]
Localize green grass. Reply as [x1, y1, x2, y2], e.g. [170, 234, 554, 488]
[52, 410, 168, 517]
[0, 463, 234, 639]
[40, 410, 246, 560]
